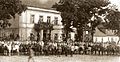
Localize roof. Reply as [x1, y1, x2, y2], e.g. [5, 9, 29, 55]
[94, 25, 117, 37]
[94, 27, 107, 37]
[27, 6, 60, 14]
[21, 0, 59, 9]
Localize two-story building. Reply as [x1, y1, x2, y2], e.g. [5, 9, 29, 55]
[19, 6, 63, 41]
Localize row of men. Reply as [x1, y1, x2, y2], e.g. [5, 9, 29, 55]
[0, 41, 120, 56]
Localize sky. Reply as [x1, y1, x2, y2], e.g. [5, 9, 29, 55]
[21, 0, 120, 9]
[109, 0, 120, 10]
[110, 0, 120, 5]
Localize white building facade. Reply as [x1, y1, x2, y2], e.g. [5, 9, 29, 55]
[93, 27, 119, 43]
[19, 7, 63, 41]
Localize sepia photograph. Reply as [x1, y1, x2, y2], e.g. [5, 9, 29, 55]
[0, 0, 120, 62]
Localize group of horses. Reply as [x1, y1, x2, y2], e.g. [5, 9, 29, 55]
[0, 42, 20, 56]
[0, 41, 120, 56]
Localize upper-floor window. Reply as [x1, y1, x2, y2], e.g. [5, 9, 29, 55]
[30, 15, 35, 23]
[54, 17, 58, 25]
[47, 16, 51, 23]
[39, 16, 43, 23]
[111, 38, 113, 41]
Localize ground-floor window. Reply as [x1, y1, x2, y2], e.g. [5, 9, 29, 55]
[30, 33, 35, 41]
[54, 33, 58, 42]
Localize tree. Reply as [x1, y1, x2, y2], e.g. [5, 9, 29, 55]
[52, 0, 110, 42]
[0, 0, 27, 28]
[104, 5, 120, 42]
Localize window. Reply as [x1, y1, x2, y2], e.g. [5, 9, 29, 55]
[111, 38, 113, 41]
[95, 38, 97, 42]
[54, 34, 58, 41]
[62, 34, 65, 41]
[54, 17, 58, 25]
[47, 16, 51, 23]
[39, 16, 43, 23]
[62, 34, 65, 37]
[30, 15, 35, 23]
[30, 33, 35, 41]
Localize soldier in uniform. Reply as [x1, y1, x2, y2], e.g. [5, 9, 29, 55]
[70, 44, 75, 57]
[57, 44, 62, 57]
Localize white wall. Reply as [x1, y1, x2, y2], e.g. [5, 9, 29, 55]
[93, 36, 119, 43]
[70, 32, 75, 41]
[19, 7, 62, 41]
[51, 30, 63, 41]
[21, 9, 62, 24]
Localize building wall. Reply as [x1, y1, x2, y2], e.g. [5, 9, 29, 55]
[93, 27, 119, 43]
[93, 36, 119, 43]
[51, 29, 63, 41]
[19, 7, 63, 41]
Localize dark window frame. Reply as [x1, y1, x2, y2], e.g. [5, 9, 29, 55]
[30, 15, 35, 23]
[54, 17, 58, 25]
[39, 15, 43, 22]
[47, 16, 51, 23]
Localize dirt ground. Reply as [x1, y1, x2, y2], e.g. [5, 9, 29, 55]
[0, 55, 120, 62]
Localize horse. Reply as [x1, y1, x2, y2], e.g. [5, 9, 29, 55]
[3, 43, 12, 56]
[0, 43, 4, 55]
[11, 43, 20, 55]
[3, 42, 20, 56]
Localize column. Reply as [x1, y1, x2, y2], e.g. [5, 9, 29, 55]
[40, 30, 43, 41]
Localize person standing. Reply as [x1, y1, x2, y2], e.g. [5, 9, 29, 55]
[57, 44, 62, 57]
[70, 44, 75, 57]
[28, 46, 35, 62]
[30, 33, 35, 41]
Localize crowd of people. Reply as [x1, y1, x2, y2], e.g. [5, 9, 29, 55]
[0, 40, 120, 57]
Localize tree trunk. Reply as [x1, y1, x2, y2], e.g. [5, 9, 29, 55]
[91, 27, 95, 43]
[91, 32, 94, 43]
[65, 30, 69, 43]
[49, 30, 51, 41]
[77, 27, 83, 42]
[37, 32, 40, 42]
